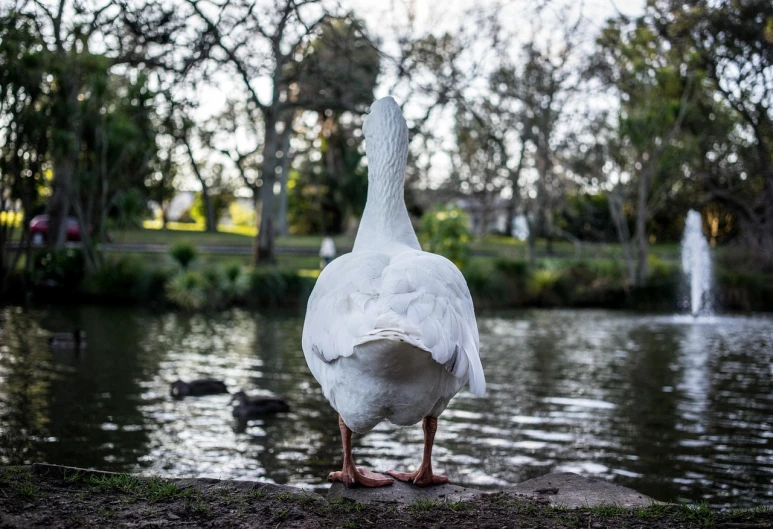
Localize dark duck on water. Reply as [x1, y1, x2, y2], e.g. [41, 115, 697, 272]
[229, 391, 290, 420]
[170, 379, 229, 399]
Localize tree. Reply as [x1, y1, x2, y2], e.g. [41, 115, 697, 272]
[210, 100, 266, 233]
[655, 0, 773, 267]
[449, 103, 511, 238]
[4, 0, 197, 259]
[0, 12, 50, 292]
[179, 116, 219, 233]
[290, 114, 369, 234]
[591, 16, 701, 284]
[183, 0, 350, 263]
[289, 16, 379, 234]
[74, 69, 160, 266]
[146, 138, 179, 229]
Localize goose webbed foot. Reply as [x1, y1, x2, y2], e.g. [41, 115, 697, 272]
[329, 466, 393, 488]
[332, 414, 393, 488]
[386, 467, 449, 487]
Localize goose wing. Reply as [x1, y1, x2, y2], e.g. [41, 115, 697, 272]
[302, 249, 485, 396]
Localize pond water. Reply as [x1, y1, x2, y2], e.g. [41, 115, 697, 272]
[1, 306, 772, 507]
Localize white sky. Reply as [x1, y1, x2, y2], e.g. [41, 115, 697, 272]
[188, 0, 646, 193]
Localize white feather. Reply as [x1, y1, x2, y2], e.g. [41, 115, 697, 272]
[301, 96, 486, 434]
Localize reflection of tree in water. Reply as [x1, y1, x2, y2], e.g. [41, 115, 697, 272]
[612, 324, 684, 503]
[702, 323, 773, 506]
[0, 307, 52, 464]
[246, 312, 339, 485]
[32, 306, 161, 472]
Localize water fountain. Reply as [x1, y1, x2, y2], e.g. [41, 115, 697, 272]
[681, 210, 713, 316]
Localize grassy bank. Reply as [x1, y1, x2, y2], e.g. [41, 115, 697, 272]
[2, 465, 770, 529]
[4, 246, 773, 312]
[4, 228, 772, 312]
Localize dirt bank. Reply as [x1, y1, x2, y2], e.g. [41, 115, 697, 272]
[1, 465, 770, 528]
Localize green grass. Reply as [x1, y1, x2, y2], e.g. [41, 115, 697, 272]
[113, 227, 355, 251]
[83, 473, 193, 503]
[324, 496, 366, 514]
[113, 228, 681, 261]
[273, 491, 319, 506]
[409, 498, 444, 514]
[447, 499, 471, 512]
[186, 499, 212, 516]
[114, 227, 253, 246]
[250, 489, 267, 500]
[4, 467, 773, 528]
[0, 467, 39, 498]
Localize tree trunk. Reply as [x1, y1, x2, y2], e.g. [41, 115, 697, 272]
[248, 194, 260, 266]
[184, 138, 217, 233]
[534, 143, 550, 253]
[203, 188, 216, 233]
[545, 212, 554, 256]
[609, 190, 635, 286]
[48, 157, 74, 248]
[255, 112, 282, 264]
[506, 198, 518, 238]
[755, 138, 773, 265]
[48, 77, 80, 250]
[526, 213, 537, 267]
[276, 121, 293, 237]
[634, 165, 650, 285]
[71, 199, 101, 272]
[506, 148, 525, 239]
[479, 193, 492, 239]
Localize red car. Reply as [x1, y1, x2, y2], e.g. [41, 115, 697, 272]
[29, 215, 86, 244]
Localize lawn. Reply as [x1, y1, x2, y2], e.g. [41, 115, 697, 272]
[114, 225, 356, 251]
[8, 222, 685, 273]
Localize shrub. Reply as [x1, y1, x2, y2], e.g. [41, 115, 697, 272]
[169, 241, 198, 270]
[112, 188, 149, 230]
[166, 270, 207, 310]
[716, 269, 773, 312]
[563, 260, 627, 307]
[420, 206, 471, 268]
[247, 268, 317, 308]
[493, 259, 530, 278]
[219, 263, 251, 305]
[81, 255, 146, 303]
[629, 272, 680, 311]
[248, 268, 288, 307]
[648, 254, 677, 279]
[464, 262, 525, 308]
[31, 248, 85, 291]
[165, 265, 250, 310]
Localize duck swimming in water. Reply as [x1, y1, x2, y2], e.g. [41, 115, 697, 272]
[170, 379, 229, 399]
[229, 391, 290, 421]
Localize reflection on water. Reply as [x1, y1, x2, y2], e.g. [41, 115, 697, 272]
[1, 306, 772, 506]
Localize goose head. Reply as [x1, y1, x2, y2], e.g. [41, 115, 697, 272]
[363, 96, 408, 181]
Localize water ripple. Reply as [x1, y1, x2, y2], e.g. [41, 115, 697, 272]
[2, 306, 773, 507]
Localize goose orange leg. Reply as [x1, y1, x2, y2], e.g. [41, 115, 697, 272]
[387, 416, 449, 487]
[328, 415, 393, 488]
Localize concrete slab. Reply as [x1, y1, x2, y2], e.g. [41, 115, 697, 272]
[31, 463, 657, 509]
[328, 479, 481, 504]
[32, 463, 310, 498]
[504, 472, 657, 508]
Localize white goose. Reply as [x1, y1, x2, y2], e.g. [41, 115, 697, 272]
[302, 96, 485, 488]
